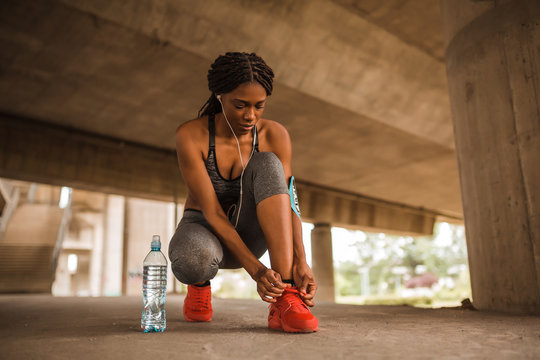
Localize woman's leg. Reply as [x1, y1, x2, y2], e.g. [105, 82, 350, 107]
[168, 210, 224, 284]
[169, 210, 219, 322]
[234, 152, 293, 279]
[256, 194, 293, 279]
[234, 152, 318, 333]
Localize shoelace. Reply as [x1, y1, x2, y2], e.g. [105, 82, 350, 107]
[189, 287, 211, 311]
[275, 288, 309, 313]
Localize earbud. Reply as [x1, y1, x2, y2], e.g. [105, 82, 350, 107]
[216, 94, 222, 102]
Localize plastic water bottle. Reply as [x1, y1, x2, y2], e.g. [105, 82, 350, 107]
[141, 235, 167, 333]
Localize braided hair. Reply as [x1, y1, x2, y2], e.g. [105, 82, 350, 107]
[198, 52, 275, 118]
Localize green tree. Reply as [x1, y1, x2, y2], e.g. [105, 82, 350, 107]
[334, 222, 471, 305]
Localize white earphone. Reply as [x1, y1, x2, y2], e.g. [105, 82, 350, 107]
[216, 94, 256, 228]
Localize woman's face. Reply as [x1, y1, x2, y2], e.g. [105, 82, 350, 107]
[218, 82, 267, 135]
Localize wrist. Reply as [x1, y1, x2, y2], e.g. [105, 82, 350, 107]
[293, 255, 307, 265]
[248, 262, 267, 280]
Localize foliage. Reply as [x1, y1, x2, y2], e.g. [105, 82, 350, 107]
[334, 222, 471, 307]
[362, 296, 433, 306]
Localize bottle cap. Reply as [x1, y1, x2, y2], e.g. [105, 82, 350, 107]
[151, 235, 161, 250]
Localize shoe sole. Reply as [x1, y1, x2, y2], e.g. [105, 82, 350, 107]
[183, 310, 212, 322]
[268, 322, 318, 333]
[184, 317, 212, 322]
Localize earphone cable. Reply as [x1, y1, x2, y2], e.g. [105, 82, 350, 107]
[217, 96, 255, 228]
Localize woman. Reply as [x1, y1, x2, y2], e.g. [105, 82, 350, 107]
[169, 52, 318, 333]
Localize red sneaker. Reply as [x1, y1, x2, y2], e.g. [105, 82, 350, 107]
[183, 284, 212, 322]
[268, 287, 319, 333]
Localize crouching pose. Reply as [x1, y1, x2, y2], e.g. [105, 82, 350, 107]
[169, 52, 318, 333]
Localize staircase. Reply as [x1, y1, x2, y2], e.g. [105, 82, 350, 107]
[0, 180, 69, 293]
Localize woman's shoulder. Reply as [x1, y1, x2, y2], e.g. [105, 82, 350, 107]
[176, 117, 208, 139]
[258, 118, 290, 137]
[175, 117, 209, 157]
[258, 119, 291, 153]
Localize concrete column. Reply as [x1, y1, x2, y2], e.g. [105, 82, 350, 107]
[440, 0, 540, 313]
[311, 223, 335, 302]
[121, 199, 130, 296]
[89, 212, 104, 297]
[101, 195, 125, 296]
[124, 198, 173, 295]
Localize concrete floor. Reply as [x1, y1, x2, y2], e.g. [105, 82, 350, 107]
[1, 295, 539, 359]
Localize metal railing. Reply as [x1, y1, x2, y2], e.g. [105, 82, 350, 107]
[0, 179, 20, 243]
[51, 188, 73, 282]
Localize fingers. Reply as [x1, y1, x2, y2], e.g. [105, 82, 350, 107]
[299, 290, 314, 306]
[268, 271, 286, 289]
[257, 285, 280, 302]
[263, 272, 285, 294]
[261, 281, 284, 298]
[299, 282, 317, 307]
[298, 276, 309, 296]
[257, 288, 276, 303]
[307, 282, 317, 298]
[303, 282, 317, 299]
[256, 269, 287, 302]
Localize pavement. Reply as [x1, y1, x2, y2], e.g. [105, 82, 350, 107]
[1, 294, 539, 359]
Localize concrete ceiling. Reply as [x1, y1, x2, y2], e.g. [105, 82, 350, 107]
[0, 0, 462, 218]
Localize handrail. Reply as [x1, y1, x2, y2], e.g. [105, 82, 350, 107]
[0, 179, 20, 243]
[51, 188, 73, 282]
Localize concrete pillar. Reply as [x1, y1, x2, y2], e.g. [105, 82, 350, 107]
[166, 202, 183, 293]
[440, 0, 540, 313]
[311, 223, 335, 302]
[89, 212, 104, 297]
[121, 199, 130, 296]
[101, 195, 125, 296]
[124, 198, 173, 295]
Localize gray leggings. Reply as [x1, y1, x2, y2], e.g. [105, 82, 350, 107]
[168, 152, 289, 284]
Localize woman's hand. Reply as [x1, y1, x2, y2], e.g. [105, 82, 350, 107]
[253, 267, 288, 303]
[292, 260, 317, 307]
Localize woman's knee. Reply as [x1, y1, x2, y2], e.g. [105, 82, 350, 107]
[247, 152, 288, 203]
[170, 254, 219, 284]
[168, 224, 223, 284]
[249, 152, 284, 175]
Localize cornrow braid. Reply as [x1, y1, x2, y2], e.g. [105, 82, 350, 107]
[198, 52, 275, 118]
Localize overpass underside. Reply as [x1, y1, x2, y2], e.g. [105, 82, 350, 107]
[0, 0, 463, 221]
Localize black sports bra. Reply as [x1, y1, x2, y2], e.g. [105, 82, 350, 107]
[205, 113, 259, 213]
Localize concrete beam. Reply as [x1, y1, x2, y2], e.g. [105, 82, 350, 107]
[0, 114, 186, 202]
[332, 0, 446, 61]
[62, 0, 452, 149]
[297, 181, 445, 236]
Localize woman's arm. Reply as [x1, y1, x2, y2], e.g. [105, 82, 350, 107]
[175, 122, 286, 301]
